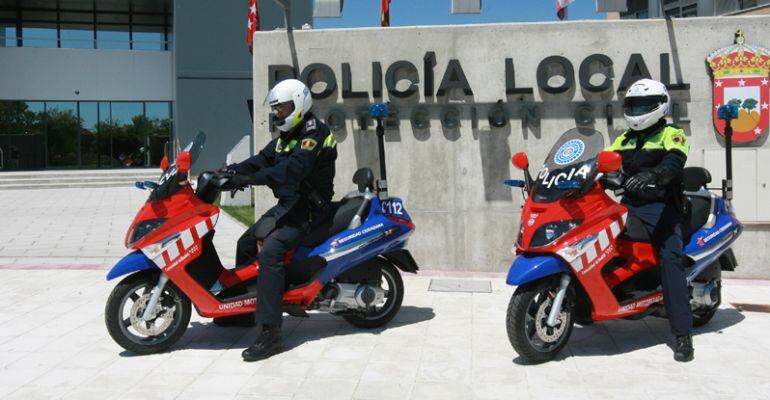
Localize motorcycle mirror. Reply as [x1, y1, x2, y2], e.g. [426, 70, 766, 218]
[597, 151, 622, 173]
[177, 151, 192, 173]
[160, 156, 169, 171]
[512, 152, 529, 170]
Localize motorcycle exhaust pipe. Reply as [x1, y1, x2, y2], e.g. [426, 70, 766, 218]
[546, 274, 571, 327]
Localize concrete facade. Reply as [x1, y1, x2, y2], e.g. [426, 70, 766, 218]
[251, 16, 770, 277]
[0, 47, 173, 101]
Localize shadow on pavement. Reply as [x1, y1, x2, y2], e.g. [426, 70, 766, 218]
[511, 308, 746, 364]
[159, 305, 436, 354]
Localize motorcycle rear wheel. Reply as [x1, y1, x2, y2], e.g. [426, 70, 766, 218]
[692, 279, 721, 327]
[506, 278, 575, 364]
[105, 270, 191, 355]
[342, 262, 404, 329]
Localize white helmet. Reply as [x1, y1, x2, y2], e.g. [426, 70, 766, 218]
[623, 78, 670, 131]
[267, 79, 312, 132]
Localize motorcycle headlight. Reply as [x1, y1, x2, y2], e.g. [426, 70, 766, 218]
[530, 220, 582, 248]
[129, 218, 167, 245]
[143, 233, 181, 259]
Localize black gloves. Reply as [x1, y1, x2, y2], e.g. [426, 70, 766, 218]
[219, 163, 240, 175]
[624, 171, 656, 193]
[221, 174, 256, 191]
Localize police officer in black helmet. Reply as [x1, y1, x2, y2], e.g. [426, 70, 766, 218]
[221, 78, 337, 362]
[605, 78, 694, 362]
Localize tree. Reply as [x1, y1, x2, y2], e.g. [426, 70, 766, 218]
[44, 109, 80, 166]
[728, 98, 742, 107]
[742, 98, 758, 111]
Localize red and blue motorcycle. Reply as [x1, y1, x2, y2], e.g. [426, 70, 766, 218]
[105, 104, 418, 354]
[504, 123, 742, 363]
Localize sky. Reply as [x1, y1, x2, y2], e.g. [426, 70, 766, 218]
[312, 0, 606, 29]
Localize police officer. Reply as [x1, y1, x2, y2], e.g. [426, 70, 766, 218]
[222, 78, 337, 362]
[605, 78, 694, 362]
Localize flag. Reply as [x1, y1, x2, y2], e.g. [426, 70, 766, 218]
[247, 0, 259, 53]
[381, 0, 390, 27]
[557, 0, 575, 20]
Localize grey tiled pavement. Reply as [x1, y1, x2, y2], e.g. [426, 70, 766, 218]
[1, 187, 770, 400]
[0, 187, 243, 267]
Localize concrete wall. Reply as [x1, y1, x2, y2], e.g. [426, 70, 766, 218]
[252, 16, 770, 278]
[0, 47, 173, 101]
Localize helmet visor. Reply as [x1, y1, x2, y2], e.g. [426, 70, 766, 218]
[623, 95, 667, 116]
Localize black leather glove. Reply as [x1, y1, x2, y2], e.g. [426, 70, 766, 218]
[624, 170, 656, 193]
[221, 174, 255, 191]
[218, 163, 239, 175]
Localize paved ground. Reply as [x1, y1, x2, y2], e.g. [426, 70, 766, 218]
[0, 187, 243, 267]
[1, 187, 770, 400]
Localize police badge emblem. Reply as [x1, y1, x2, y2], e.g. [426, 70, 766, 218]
[707, 30, 770, 145]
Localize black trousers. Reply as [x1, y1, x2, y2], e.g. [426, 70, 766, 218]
[236, 205, 318, 327]
[624, 201, 693, 336]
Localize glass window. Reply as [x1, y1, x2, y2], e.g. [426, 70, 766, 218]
[132, 25, 163, 50]
[664, 7, 681, 17]
[740, 0, 758, 9]
[145, 102, 171, 166]
[22, 10, 57, 21]
[111, 102, 146, 167]
[0, 101, 47, 170]
[110, 102, 143, 125]
[133, 14, 165, 25]
[79, 102, 103, 167]
[681, 4, 698, 17]
[145, 102, 170, 120]
[61, 12, 93, 23]
[96, 13, 129, 24]
[97, 101, 115, 166]
[45, 102, 80, 167]
[22, 25, 57, 48]
[96, 0, 130, 13]
[60, 0, 95, 12]
[97, 25, 129, 49]
[0, 22, 17, 47]
[61, 23, 94, 49]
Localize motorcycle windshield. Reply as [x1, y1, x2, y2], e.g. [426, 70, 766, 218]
[149, 132, 206, 201]
[531, 128, 604, 203]
[182, 131, 206, 166]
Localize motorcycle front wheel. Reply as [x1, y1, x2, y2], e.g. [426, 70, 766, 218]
[105, 270, 191, 355]
[506, 278, 575, 364]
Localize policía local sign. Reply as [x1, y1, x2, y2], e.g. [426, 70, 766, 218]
[707, 30, 770, 145]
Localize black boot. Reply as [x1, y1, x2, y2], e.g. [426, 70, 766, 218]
[242, 325, 283, 362]
[674, 335, 694, 362]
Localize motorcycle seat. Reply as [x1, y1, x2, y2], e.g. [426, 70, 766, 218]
[298, 197, 367, 247]
[683, 167, 711, 192]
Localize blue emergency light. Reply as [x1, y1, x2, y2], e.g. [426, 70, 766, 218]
[717, 104, 739, 121]
[369, 103, 389, 119]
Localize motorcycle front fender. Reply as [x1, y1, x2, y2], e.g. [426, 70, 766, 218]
[506, 253, 570, 286]
[107, 251, 157, 281]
